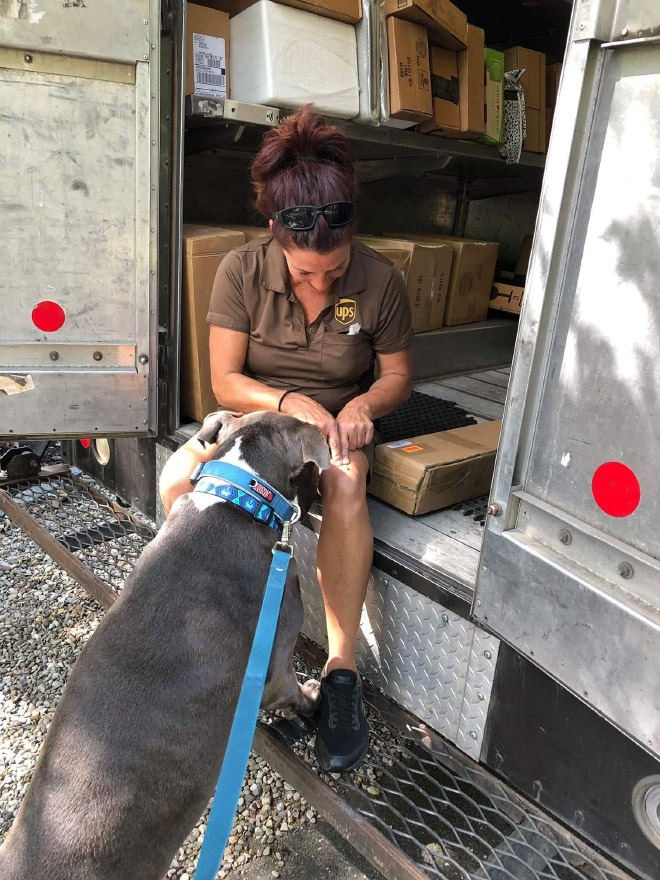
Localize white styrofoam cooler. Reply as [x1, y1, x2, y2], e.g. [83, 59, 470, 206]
[230, 0, 360, 119]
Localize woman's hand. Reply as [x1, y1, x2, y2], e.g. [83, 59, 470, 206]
[336, 400, 374, 463]
[280, 392, 343, 464]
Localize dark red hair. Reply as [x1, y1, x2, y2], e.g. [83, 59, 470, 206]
[251, 106, 357, 253]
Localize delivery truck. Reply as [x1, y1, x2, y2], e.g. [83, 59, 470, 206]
[2, 1, 660, 878]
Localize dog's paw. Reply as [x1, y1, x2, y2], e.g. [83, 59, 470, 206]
[301, 678, 321, 709]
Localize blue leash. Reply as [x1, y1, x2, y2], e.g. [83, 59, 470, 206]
[192, 462, 297, 880]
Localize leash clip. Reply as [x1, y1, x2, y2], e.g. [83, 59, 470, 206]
[273, 519, 294, 555]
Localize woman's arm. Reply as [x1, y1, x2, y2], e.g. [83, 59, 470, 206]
[209, 325, 283, 412]
[209, 325, 343, 461]
[335, 347, 413, 461]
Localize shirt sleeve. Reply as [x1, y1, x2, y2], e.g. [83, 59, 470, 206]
[371, 266, 414, 353]
[206, 250, 250, 333]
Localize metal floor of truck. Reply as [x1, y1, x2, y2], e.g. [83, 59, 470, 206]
[368, 366, 509, 602]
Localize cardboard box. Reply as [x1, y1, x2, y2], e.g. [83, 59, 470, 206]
[525, 106, 546, 153]
[198, 0, 361, 24]
[422, 24, 485, 138]
[427, 47, 460, 131]
[478, 48, 504, 145]
[546, 61, 562, 108]
[546, 104, 554, 150]
[386, 16, 433, 124]
[514, 234, 533, 277]
[369, 420, 502, 515]
[186, 4, 229, 98]
[382, 0, 467, 51]
[386, 233, 499, 326]
[181, 225, 246, 422]
[218, 224, 270, 241]
[503, 46, 546, 110]
[357, 236, 452, 332]
[490, 281, 524, 315]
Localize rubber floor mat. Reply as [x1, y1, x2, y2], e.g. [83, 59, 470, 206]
[379, 391, 476, 444]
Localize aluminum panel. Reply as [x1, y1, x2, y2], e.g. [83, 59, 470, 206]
[0, 0, 151, 63]
[525, 43, 660, 561]
[480, 529, 660, 757]
[292, 524, 496, 751]
[0, 5, 159, 438]
[475, 0, 660, 756]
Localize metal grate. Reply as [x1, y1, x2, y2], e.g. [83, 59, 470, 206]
[452, 496, 489, 527]
[2, 470, 153, 595]
[0, 469, 633, 880]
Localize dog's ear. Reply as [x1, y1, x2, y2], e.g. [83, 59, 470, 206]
[297, 424, 331, 472]
[196, 411, 239, 448]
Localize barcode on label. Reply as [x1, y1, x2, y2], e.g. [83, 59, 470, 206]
[197, 72, 226, 85]
[193, 32, 227, 98]
[195, 52, 224, 70]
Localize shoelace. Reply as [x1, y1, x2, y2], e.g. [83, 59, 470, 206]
[327, 685, 360, 731]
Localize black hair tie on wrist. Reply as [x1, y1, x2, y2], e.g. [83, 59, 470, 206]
[278, 389, 295, 413]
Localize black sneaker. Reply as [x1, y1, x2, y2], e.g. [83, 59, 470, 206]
[314, 669, 369, 773]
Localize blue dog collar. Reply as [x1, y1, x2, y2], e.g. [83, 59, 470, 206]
[191, 461, 299, 532]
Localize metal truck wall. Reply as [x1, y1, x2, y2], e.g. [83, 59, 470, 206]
[475, 0, 660, 761]
[0, 0, 160, 438]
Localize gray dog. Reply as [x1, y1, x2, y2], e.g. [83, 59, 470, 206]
[0, 411, 330, 880]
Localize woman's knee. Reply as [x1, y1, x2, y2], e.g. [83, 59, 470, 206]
[320, 450, 369, 513]
[159, 437, 215, 515]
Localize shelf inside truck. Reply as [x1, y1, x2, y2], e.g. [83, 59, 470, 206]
[185, 95, 546, 182]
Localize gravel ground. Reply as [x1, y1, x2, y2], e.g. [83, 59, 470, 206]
[0, 502, 322, 878]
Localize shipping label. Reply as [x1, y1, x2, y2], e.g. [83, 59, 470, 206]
[193, 32, 226, 98]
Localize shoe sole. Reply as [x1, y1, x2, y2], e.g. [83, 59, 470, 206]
[314, 735, 369, 775]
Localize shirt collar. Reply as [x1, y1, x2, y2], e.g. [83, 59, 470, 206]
[259, 240, 367, 297]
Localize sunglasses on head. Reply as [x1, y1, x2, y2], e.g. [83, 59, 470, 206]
[272, 202, 356, 231]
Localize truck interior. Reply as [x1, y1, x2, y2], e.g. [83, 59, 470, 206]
[173, 0, 573, 604]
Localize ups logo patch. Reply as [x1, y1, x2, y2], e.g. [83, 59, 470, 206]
[335, 298, 356, 325]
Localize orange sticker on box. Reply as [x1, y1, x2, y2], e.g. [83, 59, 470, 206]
[402, 445, 423, 453]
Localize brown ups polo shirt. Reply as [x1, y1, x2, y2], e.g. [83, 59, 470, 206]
[206, 238, 413, 415]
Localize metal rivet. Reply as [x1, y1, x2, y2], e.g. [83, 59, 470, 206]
[579, 22, 586, 30]
[49, 351, 59, 361]
[559, 529, 572, 545]
[477, 692, 485, 701]
[93, 351, 103, 361]
[482, 566, 487, 573]
[484, 650, 492, 660]
[382, 579, 388, 587]
[476, 599, 481, 606]
[138, 354, 149, 365]
[487, 502, 502, 517]
[24, 53, 33, 63]
[622, 27, 628, 36]
[142, 420, 148, 425]
[442, 613, 449, 623]
[144, 55, 149, 61]
[144, 19, 148, 24]
[618, 561, 634, 580]
[469, 731, 478, 740]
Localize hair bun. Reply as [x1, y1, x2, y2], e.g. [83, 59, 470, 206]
[251, 105, 353, 185]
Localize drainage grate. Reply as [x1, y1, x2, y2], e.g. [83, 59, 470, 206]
[0, 469, 153, 596]
[453, 497, 489, 527]
[259, 645, 628, 880]
[0, 469, 634, 880]
[379, 392, 477, 444]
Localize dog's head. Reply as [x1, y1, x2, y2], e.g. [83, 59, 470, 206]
[197, 411, 330, 518]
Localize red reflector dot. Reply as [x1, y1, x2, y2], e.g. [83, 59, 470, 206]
[592, 462, 640, 518]
[32, 300, 66, 333]
[80, 438, 91, 449]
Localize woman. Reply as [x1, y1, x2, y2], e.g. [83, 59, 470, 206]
[160, 108, 413, 773]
